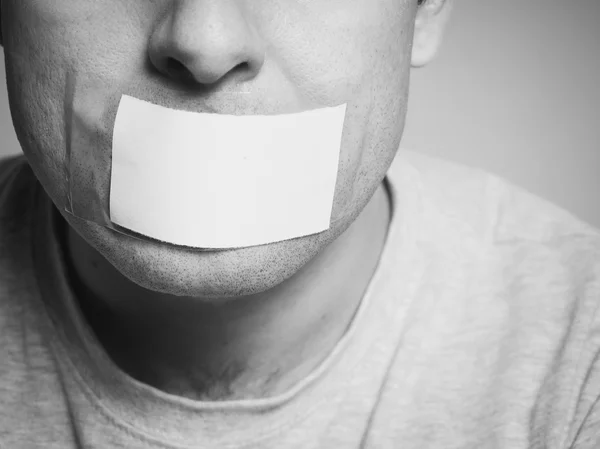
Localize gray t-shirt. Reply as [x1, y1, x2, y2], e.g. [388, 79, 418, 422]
[1, 150, 599, 448]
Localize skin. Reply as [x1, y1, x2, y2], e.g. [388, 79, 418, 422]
[0, 0, 451, 400]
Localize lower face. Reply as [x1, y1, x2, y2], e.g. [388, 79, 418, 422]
[3, 0, 416, 298]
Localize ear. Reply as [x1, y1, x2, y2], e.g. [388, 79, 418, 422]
[411, 0, 453, 68]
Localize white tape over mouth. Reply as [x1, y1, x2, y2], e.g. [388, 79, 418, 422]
[108, 95, 347, 248]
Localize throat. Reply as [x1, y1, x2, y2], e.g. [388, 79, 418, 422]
[78, 302, 314, 401]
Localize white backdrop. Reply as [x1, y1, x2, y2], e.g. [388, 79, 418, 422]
[1, 0, 599, 227]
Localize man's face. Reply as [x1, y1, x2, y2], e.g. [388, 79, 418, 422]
[2, 0, 417, 298]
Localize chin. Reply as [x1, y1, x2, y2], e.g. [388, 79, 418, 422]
[68, 215, 345, 300]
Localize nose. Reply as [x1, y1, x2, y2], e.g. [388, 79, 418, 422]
[148, 0, 265, 88]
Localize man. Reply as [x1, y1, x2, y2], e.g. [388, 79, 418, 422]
[0, 0, 599, 447]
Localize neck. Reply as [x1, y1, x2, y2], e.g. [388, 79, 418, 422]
[64, 182, 391, 401]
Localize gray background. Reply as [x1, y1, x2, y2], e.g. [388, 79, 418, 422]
[1, 0, 599, 227]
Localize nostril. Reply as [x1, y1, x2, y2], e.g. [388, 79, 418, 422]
[163, 57, 197, 84]
[166, 57, 187, 75]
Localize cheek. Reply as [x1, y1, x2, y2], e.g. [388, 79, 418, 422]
[328, 73, 409, 225]
[4, 1, 148, 208]
[328, 21, 414, 223]
[5, 42, 69, 206]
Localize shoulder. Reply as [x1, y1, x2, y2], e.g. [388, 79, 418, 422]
[390, 148, 600, 302]
[389, 149, 600, 322]
[390, 148, 600, 245]
[390, 149, 600, 446]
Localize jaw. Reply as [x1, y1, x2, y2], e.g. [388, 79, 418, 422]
[63, 208, 341, 299]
